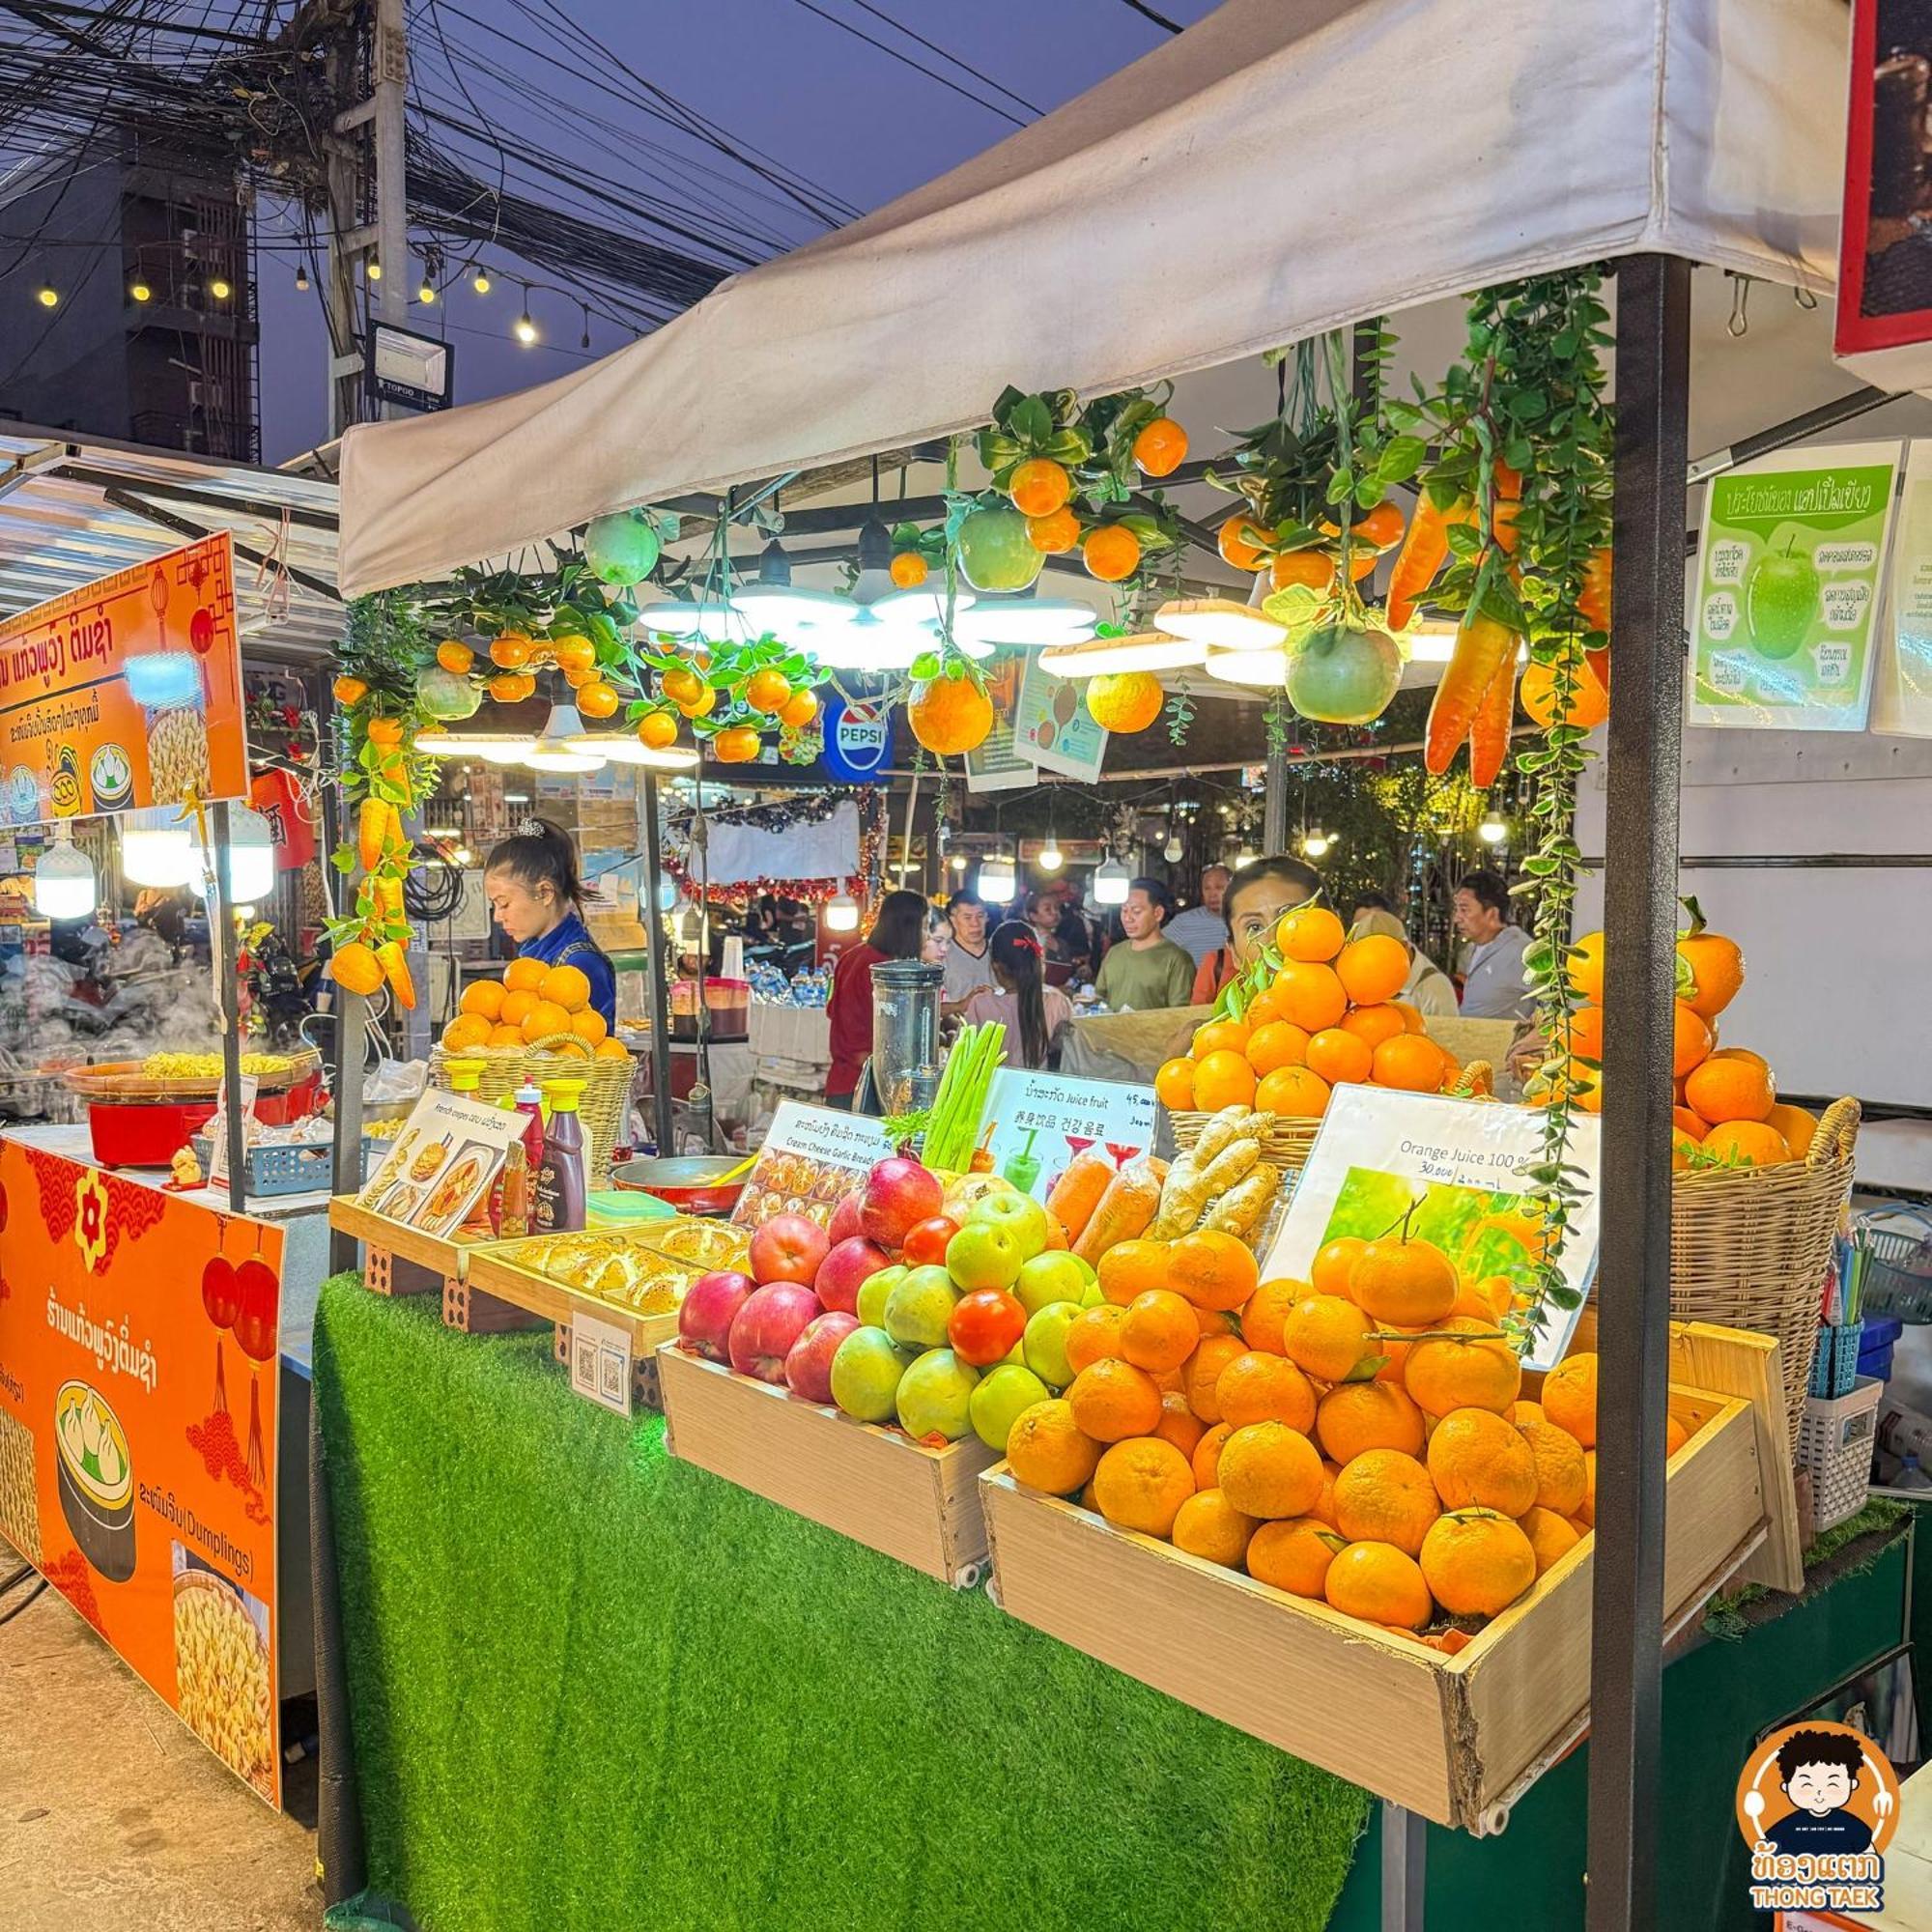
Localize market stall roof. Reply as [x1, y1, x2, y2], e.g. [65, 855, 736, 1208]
[0, 427, 343, 660]
[337, 0, 1847, 599]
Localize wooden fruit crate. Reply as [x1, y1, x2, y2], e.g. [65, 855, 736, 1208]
[980, 1322, 1793, 1834]
[657, 1343, 998, 1587]
[329, 1196, 471, 1296]
[464, 1243, 682, 1361]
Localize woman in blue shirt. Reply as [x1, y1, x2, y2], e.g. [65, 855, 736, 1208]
[484, 819, 616, 1029]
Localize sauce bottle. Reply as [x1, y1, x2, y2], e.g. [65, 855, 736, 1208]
[535, 1078, 588, 1235]
[445, 1060, 497, 1237]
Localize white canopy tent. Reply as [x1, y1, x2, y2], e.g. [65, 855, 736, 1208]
[338, 0, 1850, 597]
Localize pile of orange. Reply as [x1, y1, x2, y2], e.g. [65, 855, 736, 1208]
[1548, 908, 1815, 1170]
[1006, 1225, 1701, 1643]
[440, 956, 629, 1063]
[1004, 416, 1186, 578]
[1155, 903, 1469, 1121]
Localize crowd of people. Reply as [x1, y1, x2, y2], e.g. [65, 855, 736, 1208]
[821, 857, 1536, 1109]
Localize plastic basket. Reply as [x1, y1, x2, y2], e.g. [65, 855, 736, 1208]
[1808, 1322, 1864, 1400]
[1857, 1204, 1932, 1321]
[192, 1134, 378, 1199]
[1798, 1375, 1882, 1532]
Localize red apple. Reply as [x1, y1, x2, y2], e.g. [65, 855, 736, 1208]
[678, 1269, 756, 1364]
[814, 1236, 892, 1316]
[861, 1155, 944, 1255]
[784, 1310, 861, 1404]
[750, 1211, 830, 1288]
[727, 1281, 822, 1384]
[827, 1188, 866, 1246]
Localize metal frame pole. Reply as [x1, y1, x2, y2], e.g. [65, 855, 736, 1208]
[639, 772, 676, 1155]
[1586, 250, 1691, 1932]
[1379, 1801, 1427, 1931]
[209, 801, 247, 1213]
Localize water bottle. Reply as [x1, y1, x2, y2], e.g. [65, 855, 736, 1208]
[1893, 1452, 1932, 1492]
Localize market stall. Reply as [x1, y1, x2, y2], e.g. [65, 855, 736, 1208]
[309, 1, 1917, 1926]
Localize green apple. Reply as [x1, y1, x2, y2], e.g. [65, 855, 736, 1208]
[1022, 1300, 1083, 1391]
[1081, 1279, 1106, 1307]
[946, 1218, 1025, 1293]
[830, 1326, 916, 1424]
[884, 1264, 959, 1350]
[941, 1172, 1017, 1221]
[967, 1187, 1050, 1263]
[1014, 1250, 1098, 1317]
[856, 1264, 907, 1332]
[1745, 545, 1819, 660]
[895, 1348, 980, 1442]
[970, 1362, 1051, 1451]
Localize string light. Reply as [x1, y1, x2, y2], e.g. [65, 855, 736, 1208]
[366, 257, 382, 281]
[418, 278, 436, 304]
[294, 264, 309, 292]
[470, 263, 491, 295]
[515, 285, 537, 344]
[580, 301, 590, 350]
[34, 282, 56, 307]
[128, 277, 151, 302]
[209, 276, 231, 299]
[1478, 808, 1510, 845]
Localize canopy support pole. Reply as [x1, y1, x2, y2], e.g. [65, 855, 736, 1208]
[1586, 250, 1690, 1932]
[210, 801, 246, 1214]
[639, 772, 676, 1155]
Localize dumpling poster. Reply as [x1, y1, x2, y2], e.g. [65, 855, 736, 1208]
[1259, 1089, 1603, 1373]
[1690, 439, 1902, 731]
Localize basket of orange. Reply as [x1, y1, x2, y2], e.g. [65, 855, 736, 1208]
[432, 957, 634, 1181]
[1156, 904, 1487, 1174]
[1543, 906, 1860, 1456]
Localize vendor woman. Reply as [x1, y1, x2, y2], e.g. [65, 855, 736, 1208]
[484, 819, 616, 1029]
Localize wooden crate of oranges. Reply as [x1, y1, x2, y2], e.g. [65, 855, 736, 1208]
[979, 1214, 1793, 1832]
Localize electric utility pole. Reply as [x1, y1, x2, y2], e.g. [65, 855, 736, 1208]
[315, 0, 407, 437]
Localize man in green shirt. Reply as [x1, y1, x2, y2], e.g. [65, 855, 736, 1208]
[1095, 878, 1198, 1011]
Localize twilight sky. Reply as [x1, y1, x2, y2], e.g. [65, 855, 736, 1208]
[259, 0, 1219, 463]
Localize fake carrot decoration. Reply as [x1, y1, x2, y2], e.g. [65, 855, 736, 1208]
[376, 940, 415, 1010]
[1385, 496, 1453, 630]
[1466, 646, 1518, 787]
[1426, 607, 1518, 775]
[356, 798, 386, 872]
[1578, 546, 1612, 635]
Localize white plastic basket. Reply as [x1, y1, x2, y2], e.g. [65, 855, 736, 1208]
[1799, 1375, 1882, 1532]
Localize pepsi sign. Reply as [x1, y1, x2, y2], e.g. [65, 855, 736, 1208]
[820, 699, 894, 782]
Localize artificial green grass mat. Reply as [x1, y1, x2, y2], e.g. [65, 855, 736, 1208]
[314, 1274, 1371, 1932]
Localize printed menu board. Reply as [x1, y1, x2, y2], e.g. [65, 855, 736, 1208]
[355, 1087, 526, 1237]
[0, 533, 246, 826]
[1690, 441, 1901, 731]
[733, 1100, 893, 1230]
[1261, 1088, 1603, 1373]
[0, 1141, 283, 1804]
[1876, 439, 1932, 737]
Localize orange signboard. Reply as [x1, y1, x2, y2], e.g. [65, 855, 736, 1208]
[0, 1140, 283, 1805]
[0, 532, 247, 828]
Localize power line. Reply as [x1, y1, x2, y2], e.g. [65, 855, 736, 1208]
[1116, 0, 1184, 32]
[782, 0, 1028, 128]
[841, 0, 1042, 117]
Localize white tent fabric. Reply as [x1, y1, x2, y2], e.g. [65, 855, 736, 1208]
[338, 0, 1849, 598]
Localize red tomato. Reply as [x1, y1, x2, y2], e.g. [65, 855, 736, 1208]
[948, 1289, 1027, 1367]
[900, 1215, 959, 1268]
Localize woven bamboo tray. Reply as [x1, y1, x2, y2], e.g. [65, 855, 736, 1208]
[1670, 1095, 1860, 1458]
[429, 1036, 632, 1183]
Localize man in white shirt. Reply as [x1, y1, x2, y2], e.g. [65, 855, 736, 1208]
[1164, 865, 1232, 966]
[1452, 869, 1534, 1020]
[942, 890, 996, 1006]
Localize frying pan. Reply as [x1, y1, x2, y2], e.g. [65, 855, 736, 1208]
[611, 1153, 749, 1217]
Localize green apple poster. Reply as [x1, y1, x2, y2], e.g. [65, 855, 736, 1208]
[1690, 440, 1901, 731]
[1876, 440, 1932, 737]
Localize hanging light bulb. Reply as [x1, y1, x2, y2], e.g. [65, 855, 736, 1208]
[978, 848, 1016, 904]
[1300, 827, 1333, 861]
[33, 826, 95, 919]
[1478, 807, 1510, 845]
[1162, 834, 1183, 864]
[675, 900, 704, 948]
[470, 264, 491, 295]
[366, 257, 383, 282]
[34, 282, 57, 308]
[825, 890, 860, 932]
[525, 701, 606, 774]
[949, 853, 968, 873]
[851, 511, 895, 609]
[188, 806, 275, 903]
[294, 264, 310, 293]
[729, 536, 854, 633]
[580, 302, 591, 350]
[514, 285, 536, 343]
[1093, 855, 1131, 907]
[120, 806, 193, 887]
[656, 874, 678, 912]
[128, 276, 152, 303]
[417, 278, 436, 304]
[1037, 803, 1063, 873]
[209, 276, 232, 300]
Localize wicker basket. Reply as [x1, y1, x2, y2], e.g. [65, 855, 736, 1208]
[429, 1035, 633, 1184]
[1670, 1095, 1861, 1459]
[1169, 1109, 1322, 1172]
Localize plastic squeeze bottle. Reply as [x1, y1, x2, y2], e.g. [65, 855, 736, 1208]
[535, 1078, 588, 1235]
[496, 1081, 546, 1237]
[441, 1061, 498, 1237]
